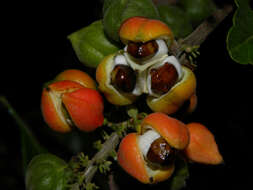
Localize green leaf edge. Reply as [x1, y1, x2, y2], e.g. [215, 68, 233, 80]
[226, 0, 253, 65]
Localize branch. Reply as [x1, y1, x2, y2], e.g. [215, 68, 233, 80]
[170, 4, 234, 59]
[181, 5, 234, 47]
[72, 110, 147, 188]
[81, 132, 120, 184]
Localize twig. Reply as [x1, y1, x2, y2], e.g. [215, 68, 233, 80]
[81, 132, 120, 184]
[170, 5, 234, 58]
[76, 111, 144, 187]
[181, 5, 234, 47]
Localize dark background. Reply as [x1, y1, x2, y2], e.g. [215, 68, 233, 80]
[1, 0, 252, 189]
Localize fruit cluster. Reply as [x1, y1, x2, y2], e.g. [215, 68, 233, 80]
[118, 112, 223, 184]
[36, 12, 224, 189]
[96, 17, 197, 115]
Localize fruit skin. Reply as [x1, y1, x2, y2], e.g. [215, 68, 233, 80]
[41, 80, 104, 133]
[41, 81, 84, 133]
[141, 112, 189, 150]
[146, 66, 197, 115]
[62, 87, 104, 132]
[55, 69, 97, 89]
[117, 133, 175, 184]
[119, 16, 174, 46]
[117, 133, 150, 183]
[186, 93, 198, 114]
[25, 153, 68, 190]
[184, 122, 223, 165]
[96, 53, 137, 105]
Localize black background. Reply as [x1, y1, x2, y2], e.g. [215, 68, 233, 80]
[1, 1, 252, 189]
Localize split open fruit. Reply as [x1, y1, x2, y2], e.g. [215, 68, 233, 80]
[96, 17, 197, 115]
[117, 113, 223, 183]
[41, 70, 104, 133]
[117, 112, 189, 184]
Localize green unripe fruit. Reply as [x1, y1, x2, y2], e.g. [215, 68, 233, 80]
[25, 154, 68, 190]
[157, 5, 193, 39]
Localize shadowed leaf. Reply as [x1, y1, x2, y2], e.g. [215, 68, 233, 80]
[227, 0, 253, 65]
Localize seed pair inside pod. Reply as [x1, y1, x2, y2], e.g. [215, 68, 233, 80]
[147, 55, 183, 97]
[138, 128, 176, 169]
[127, 40, 159, 61]
[97, 16, 197, 114]
[110, 51, 183, 96]
[124, 39, 169, 71]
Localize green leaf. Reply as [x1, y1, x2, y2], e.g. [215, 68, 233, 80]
[98, 160, 112, 174]
[93, 140, 103, 150]
[103, 0, 160, 42]
[68, 20, 120, 68]
[0, 96, 47, 173]
[227, 0, 253, 65]
[168, 157, 189, 190]
[157, 5, 193, 39]
[25, 153, 68, 190]
[102, 130, 110, 141]
[109, 149, 117, 160]
[103, 0, 118, 14]
[179, 0, 217, 27]
[77, 153, 89, 167]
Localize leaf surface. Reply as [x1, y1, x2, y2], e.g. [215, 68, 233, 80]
[68, 20, 120, 68]
[103, 0, 160, 42]
[227, 0, 253, 65]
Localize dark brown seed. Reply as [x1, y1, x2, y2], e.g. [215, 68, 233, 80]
[147, 137, 175, 165]
[111, 65, 136, 93]
[127, 40, 159, 60]
[150, 62, 178, 95]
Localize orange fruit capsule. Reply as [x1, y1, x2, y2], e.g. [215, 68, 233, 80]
[117, 113, 189, 184]
[119, 16, 174, 45]
[117, 133, 175, 184]
[146, 66, 197, 115]
[184, 122, 223, 165]
[41, 80, 104, 133]
[141, 112, 190, 150]
[55, 69, 97, 89]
